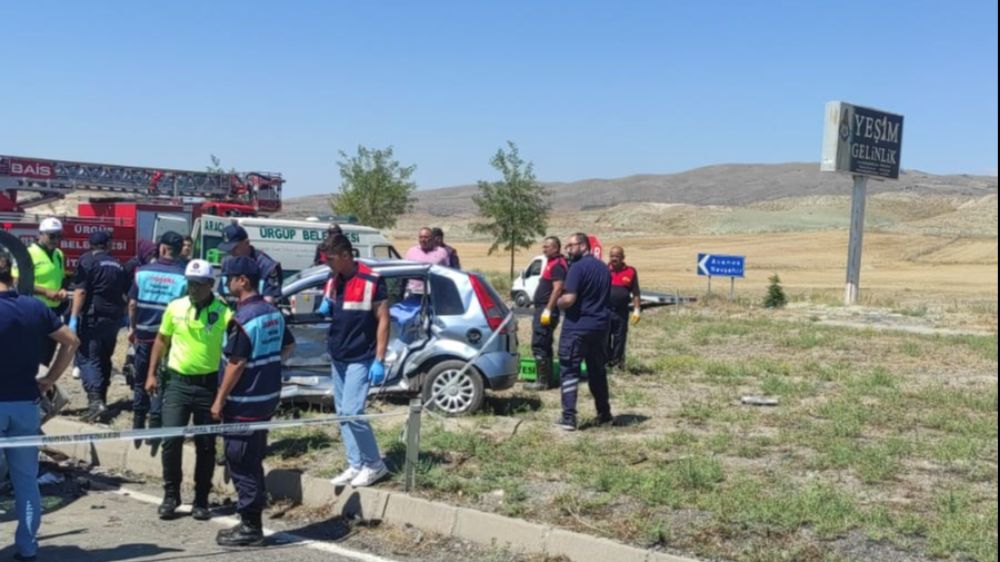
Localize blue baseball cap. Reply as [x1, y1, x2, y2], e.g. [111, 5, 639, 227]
[88, 230, 111, 246]
[222, 256, 260, 285]
[217, 224, 249, 252]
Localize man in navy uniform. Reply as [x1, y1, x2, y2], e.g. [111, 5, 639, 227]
[217, 223, 282, 304]
[211, 256, 294, 546]
[128, 231, 188, 439]
[555, 232, 613, 431]
[70, 230, 129, 422]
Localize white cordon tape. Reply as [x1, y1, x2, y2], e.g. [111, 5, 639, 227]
[2, 310, 517, 449]
[0, 411, 406, 450]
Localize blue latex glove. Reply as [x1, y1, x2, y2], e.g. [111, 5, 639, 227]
[368, 360, 386, 385]
[68, 316, 79, 333]
[316, 298, 331, 316]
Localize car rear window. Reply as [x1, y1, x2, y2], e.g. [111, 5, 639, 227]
[430, 274, 464, 316]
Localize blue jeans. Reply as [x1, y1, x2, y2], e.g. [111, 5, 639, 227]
[331, 360, 382, 469]
[0, 401, 41, 557]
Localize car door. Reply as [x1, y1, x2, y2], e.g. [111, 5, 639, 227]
[278, 273, 331, 385]
[379, 269, 432, 382]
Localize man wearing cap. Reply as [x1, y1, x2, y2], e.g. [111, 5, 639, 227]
[128, 232, 188, 441]
[71, 230, 129, 422]
[212, 256, 294, 546]
[217, 223, 283, 304]
[11, 217, 68, 366]
[1, 255, 79, 562]
[145, 258, 232, 521]
[607, 246, 642, 371]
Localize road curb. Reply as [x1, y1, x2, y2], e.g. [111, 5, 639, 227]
[43, 417, 699, 562]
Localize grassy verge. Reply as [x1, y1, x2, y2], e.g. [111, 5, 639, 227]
[395, 306, 998, 562]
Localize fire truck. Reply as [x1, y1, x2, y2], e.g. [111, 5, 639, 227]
[0, 154, 283, 271]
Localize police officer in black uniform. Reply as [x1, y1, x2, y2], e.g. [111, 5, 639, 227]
[70, 230, 129, 422]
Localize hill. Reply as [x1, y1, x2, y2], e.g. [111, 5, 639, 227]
[281, 162, 997, 218]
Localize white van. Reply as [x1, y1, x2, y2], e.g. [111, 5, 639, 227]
[189, 215, 400, 279]
[510, 254, 689, 309]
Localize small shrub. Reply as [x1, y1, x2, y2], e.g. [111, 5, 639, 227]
[763, 274, 787, 309]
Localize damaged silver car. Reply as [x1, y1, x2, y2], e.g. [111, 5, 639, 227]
[278, 262, 519, 416]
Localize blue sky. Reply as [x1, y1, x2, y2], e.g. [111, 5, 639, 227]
[1, 1, 996, 197]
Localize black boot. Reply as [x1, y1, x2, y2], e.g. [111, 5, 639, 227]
[158, 495, 181, 520]
[523, 357, 552, 391]
[191, 500, 212, 521]
[216, 513, 264, 546]
[84, 392, 107, 423]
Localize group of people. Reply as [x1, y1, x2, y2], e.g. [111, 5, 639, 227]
[525, 234, 642, 431]
[1, 217, 385, 556]
[2, 217, 640, 558]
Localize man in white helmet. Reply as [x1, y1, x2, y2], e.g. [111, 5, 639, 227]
[12, 217, 69, 366]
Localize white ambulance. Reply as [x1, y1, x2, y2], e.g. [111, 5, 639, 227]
[189, 215, 400, 279]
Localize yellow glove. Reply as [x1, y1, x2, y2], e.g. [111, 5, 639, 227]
[540, 308, 552, 326]
[630, 311, 641, 325]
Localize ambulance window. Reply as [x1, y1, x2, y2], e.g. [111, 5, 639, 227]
[527, 259, 542, 277]
[373, 245, 394, 259]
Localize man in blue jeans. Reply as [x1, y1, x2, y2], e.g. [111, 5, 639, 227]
[317, 234, 391, 488]
[555, 232, 613, 431]
[1, 255, 79, 561]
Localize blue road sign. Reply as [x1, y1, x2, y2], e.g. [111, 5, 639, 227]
[697, 253, 745, 278]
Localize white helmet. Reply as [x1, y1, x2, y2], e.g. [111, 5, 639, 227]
[39, 217, 63, 234]
[184, 259, 215, 283]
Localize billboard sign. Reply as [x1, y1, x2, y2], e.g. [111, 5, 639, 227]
[821, 101, 903, 180]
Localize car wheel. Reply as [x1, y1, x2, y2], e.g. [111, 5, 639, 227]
[513, 291, 531, 309]
[421, 360, 484, 416]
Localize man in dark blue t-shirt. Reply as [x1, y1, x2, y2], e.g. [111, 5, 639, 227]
[1, 255, 79, 560]
[555, 232, 612, 431]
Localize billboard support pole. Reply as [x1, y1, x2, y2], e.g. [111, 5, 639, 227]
[844, 174, 868, 305]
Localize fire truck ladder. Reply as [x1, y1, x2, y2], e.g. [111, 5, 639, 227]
[0, 155, 283, 212]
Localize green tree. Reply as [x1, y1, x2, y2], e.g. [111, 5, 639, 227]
[763, 273, 787, 308]
[472, 141, 550, 280]
[330, 145, 416, 229]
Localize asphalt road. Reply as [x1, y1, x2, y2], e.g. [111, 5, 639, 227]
[1, 471, 399, 562]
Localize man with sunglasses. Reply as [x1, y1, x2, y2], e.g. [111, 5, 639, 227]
[555, 232, 613, 431]
[11, 217, 68, 366]
[146, 259, 232, 521]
